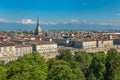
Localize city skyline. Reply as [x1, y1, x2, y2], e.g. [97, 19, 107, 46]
[0, 0, 120, 25]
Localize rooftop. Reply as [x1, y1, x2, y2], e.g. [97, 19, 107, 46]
[31, 40, 56, 45]
[0, 42, 15, 47]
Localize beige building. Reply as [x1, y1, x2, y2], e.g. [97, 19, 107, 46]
[74, 40, 97, 49]
[0, 42, 33, 63]
[42, 37, 113, 49]
[0, 42, 16, 58]
[97, 40, 113, 47]
[31, 41, 58, 58]
[82, 41, 97, 49]
[74, 40, 113, 49]
[16, 45, 32, 56]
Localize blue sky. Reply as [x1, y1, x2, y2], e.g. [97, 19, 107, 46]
[0, 0, 120, 24]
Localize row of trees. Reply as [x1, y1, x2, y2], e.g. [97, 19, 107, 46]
[0, 49, 120, 80]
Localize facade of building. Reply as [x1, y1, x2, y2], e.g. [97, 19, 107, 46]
[31, 41, 58, 58]
[97, 40, 113, 47]
[16, 45, 32, 56]
[0, 42, 32, 63]
[42, 38, 97, 49]
[42, 37, 113, 49]
[74, 40, 97, 49]
[82, 41, 97, 49]
[74, 40, 113, 49]
[73, 40, 83, 48]
[0, 43, 16, 58]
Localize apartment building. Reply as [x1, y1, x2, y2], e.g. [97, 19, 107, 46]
[0, 42, 16, 58]
[31, 40, 58, 58]
[16, 45, 32, 56]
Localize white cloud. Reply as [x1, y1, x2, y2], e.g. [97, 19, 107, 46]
[93, 22, 120, 26]
[63, 21, 69, 24]
[0, 18, 8, 22]
[116, 14, 120, 16]
[70, 19, 79, 23]
[17, 19, 35, 24]
[17, 19, 58, 25]
[63, 19, 80, 24]
[41, 22, 57, 25]
[62, 19, 120, 26]
[49, 22, 57, 25]
[1, 18, 120, 26]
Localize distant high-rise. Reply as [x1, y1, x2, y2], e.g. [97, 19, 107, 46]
[34, 17, 42, 36]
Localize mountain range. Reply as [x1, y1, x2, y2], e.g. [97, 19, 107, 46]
[0, 20, 120, 30]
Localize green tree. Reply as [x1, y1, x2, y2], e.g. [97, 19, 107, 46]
[55, 49, 85, 80]
[0, 61, 6, 80]
[6, 52, 48, 80]
[88, 52, 106, 80]
[88, 72, 97, 80]
[47, 60, 85, 80]
[75, 51, 93, 78]
[47, 58, 56, 70]
[57, 49, 74, 62]
[105, 49, 120, 80]
[70, 61, 85, 80]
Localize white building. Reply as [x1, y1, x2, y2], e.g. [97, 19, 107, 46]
[82, 41, 97, 49]
[0, 42, 16, 58]
[31, 41, 58, 58]
[74, 40, 97, 49]
[0, 42, 33, 63]
[74, 40, 113, 49]
[97, 40, 113, 48]
[16, 45, 32, 56]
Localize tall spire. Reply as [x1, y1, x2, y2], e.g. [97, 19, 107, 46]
[37, 14, 39, 27]
[34, 15, 42, 36]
